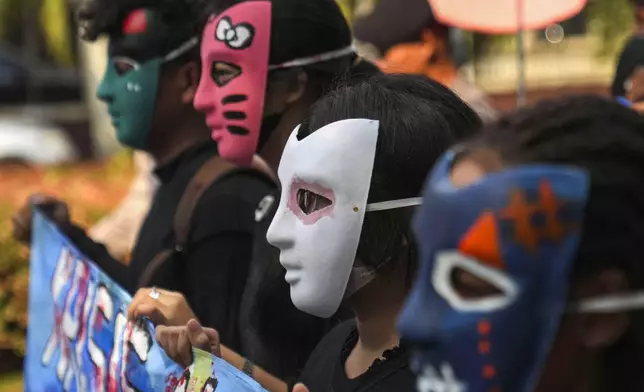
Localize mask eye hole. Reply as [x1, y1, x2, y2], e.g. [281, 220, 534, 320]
[211, 61, 242, 87]
[450, 267, 503, 299]
[297, 189, 332, 215]
[113, 57, 140, 75]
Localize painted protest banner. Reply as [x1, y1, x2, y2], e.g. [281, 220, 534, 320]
[25, 211, 266, 392]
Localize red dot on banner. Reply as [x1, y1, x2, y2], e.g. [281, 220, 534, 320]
[123, 9, 148, 35]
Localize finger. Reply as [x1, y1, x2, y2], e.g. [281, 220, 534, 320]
[52, 203, 70, 222]
[135, 303, 167, 326]
[128, 289, 151, 320]
[166, 327, 181, 362]
[11, 214, 30, 242]
[12, 205, 31, 227]
[186, 319, 212, 352]
[28, 193, 49, 206]
[155, 326, 170, 352]
[633, 102, 644, 113]
[177, 327, 193, 367]
[293, 383, 310, 392]
[202, 328, 221, 357]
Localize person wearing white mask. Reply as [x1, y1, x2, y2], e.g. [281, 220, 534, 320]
[151, 73, 482, 392]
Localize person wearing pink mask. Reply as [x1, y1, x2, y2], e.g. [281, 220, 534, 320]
[129, 0, 380, 383]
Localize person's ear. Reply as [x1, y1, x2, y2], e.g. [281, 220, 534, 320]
[284, 69, 308, 104]
[178, 61, 201, 105]
[263, 70, 308, 115]
[576, 269, 630, 349]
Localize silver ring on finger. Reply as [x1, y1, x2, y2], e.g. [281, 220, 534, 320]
[149, 287, 161, 300]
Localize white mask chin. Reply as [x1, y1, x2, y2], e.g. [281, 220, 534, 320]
[266, 119, 421, 318]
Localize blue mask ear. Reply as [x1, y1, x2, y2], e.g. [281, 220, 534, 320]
[428, 150, 457, 188]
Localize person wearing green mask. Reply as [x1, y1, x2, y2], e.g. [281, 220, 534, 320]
[12, 0, 276, 355]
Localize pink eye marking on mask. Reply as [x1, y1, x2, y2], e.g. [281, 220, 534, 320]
[287, 178, 336, 225]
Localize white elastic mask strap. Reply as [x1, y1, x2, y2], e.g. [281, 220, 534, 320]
[268, 45, 355, 71]
[366, 197, 423, 212]
[570, 291, 644, 313]
[163, 37, 199, 63]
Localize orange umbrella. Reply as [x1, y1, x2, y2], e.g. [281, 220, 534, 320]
[428, 0, 587, 34]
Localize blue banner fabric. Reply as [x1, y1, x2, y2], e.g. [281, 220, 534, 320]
[24, 211, 267, 392]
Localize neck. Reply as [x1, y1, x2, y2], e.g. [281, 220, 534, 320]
[343, 270, 407, 380]
[147, 114, 210, 166]
[350, 271, 407, 352]
[259, 90, 319, 173]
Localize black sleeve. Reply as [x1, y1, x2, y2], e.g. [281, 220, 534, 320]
[612, 41, 633, 97]
[181, 172, 275, 352]
[182, 231, 253, 352]
[612, 37, 644, 97]
[59, 223, 129, 288]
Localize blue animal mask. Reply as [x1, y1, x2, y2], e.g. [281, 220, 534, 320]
[398, 150, 590, 392]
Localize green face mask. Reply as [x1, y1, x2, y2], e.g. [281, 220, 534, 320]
[96, 7, 198, 150]
[98, 57, 163, 150]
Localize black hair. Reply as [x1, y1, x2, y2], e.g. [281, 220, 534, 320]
[469, 95, 644, 391]
[298, 73, 482, 285]
[77, 0, 200, 62]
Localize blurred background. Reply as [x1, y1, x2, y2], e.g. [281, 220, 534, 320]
[0, 0, 638, 390]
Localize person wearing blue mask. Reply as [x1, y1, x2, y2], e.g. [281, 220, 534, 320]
[399, 95, 644, 392]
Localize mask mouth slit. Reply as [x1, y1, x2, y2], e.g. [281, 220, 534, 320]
[224, 111, 247, 120]
[227, 125, 250, 135]
[223, 95, 247, 104]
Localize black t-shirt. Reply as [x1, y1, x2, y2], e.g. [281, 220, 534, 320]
[299, 320, 416, 392]
[612, 34, 644, 97]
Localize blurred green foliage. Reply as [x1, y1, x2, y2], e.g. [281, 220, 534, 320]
[0, 0, 75, 66]
[0, 151, 134, 357]
[587, 0, 635, 57]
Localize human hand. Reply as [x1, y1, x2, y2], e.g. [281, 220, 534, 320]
[12, 193, 70, 244]
[128, 287, 197, 326]
[156, 319, 221, 368]
[292, 383, 310, 392]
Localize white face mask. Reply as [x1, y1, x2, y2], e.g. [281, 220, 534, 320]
[266, 119, 421, 318]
